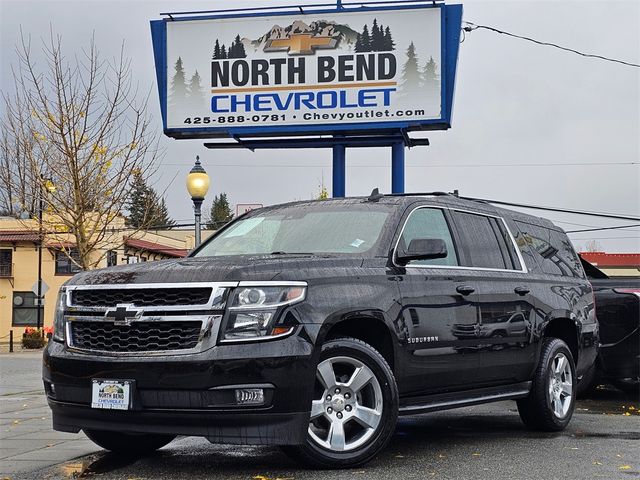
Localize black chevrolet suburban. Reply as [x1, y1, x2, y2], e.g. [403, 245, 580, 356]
[44, 193, 598, 468]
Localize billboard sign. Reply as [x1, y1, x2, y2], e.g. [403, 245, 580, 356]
[236, 203, 263, 217]
[151, 3, 462, 139]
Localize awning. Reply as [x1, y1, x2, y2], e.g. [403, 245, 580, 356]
[125, 237, 188, 258]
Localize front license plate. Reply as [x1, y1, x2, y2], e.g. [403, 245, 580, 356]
[91, 380, 131, 410]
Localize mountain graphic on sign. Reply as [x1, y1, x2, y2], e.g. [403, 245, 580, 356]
[249, 19, 359, 52]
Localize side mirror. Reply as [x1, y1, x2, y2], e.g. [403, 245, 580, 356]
[397, 238, 448, 265]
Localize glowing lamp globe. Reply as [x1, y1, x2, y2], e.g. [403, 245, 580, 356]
[186, 156, 210, 200]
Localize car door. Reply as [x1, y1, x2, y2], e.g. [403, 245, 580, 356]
[393, 206, 483, 395]
[448, 210, 537, 385]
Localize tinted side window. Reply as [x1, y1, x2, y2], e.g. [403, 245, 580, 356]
[398, 208, 458, 266]
[514, 222, 584, 278]
[452, 211, 518, 270]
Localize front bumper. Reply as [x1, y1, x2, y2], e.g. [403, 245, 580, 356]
[43, 330, 316, 445]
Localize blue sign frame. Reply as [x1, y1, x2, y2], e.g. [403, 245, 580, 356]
[150, 2, 463, 139]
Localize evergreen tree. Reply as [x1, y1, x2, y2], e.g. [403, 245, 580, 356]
[422, 56, 439, 89]
[400, 42, 421, 93]
[371, 19, 384, 51]
[126, 171, 149, 229]
[126, 171, 175, 229]
[187, 70, 204, 106]
[220, 44, 227, 59]
[207, 193, 234, 229]
[169, 57, 188, 106]
[213, 39, 221, 60]
[382, 26, 395, 51]
[152, 198, 175, 229]
[229, 35, 247, 59]
[355, 24, 372, 52]
[371, 19, 379, 50]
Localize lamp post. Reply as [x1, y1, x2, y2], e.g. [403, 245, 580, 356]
[36, 177, 56, 332]
[186, 156, 210, 248]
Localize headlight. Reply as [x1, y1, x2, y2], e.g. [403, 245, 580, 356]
[53, 288, 67, 342]
[222, 284, 306, 342]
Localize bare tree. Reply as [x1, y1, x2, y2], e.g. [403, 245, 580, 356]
[583, 240, 603, 252]
[2, 31, 160, 269]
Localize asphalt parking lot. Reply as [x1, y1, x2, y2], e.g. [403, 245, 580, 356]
[2, 352, 639, 480]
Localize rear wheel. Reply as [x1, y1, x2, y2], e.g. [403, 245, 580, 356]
[282, 337, 398, 468]
[517, 338, 576, 431]
[84, 430, 175, 455]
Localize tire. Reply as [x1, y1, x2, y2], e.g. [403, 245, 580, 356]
[517, 337, 576, 431]
[281, 337, 399, 469]
[84, 430, 176, 455]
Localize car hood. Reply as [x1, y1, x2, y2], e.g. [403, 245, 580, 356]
[65, 255, 367, 286]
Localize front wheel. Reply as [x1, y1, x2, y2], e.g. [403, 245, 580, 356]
[517, 338, 576, 431]
[282, 337, 398, 468]
[84, 430, 176, 455]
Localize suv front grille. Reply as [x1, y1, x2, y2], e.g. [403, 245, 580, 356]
[70, 321, 202, 352]
[72, 288, 212, 308]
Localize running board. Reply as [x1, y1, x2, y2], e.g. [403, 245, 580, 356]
[399, 381, 532, 416]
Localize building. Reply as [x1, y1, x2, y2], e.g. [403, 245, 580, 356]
[0, 216, 215, 340]
[579, 252, 640, 278]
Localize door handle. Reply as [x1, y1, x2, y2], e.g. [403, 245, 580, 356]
[456, 285, 475, 296]
[514, 287, 530, 296]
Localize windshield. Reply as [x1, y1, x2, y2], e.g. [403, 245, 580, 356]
[194, 204, 392, 257]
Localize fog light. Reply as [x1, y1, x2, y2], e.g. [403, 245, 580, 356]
[235, 388, 264, 405]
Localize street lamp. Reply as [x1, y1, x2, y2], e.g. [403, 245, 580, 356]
[36, 177, 56, 332]
[186, 156, 210, 248]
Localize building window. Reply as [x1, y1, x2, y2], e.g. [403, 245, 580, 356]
[0, 249, 12, 277]
[12, 292, 44, 327]
[55, 249, 82, 275]
[106, 250, 118, 267]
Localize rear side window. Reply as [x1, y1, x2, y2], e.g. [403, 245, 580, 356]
[398, 208, 458, 266]
[514, 222, 585, 278]
[451, 211, 521, 270]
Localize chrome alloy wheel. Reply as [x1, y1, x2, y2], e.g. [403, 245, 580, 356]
[548, 352, 573, 419]
[308, 356, 383, 452]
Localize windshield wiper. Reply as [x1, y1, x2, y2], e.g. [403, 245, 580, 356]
[270, 251, 315, 256]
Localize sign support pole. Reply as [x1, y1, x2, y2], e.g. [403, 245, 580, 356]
[332, 140, 346, 197]
[391, 142, 405, 193]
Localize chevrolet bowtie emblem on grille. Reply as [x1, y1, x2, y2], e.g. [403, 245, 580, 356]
[264, 33, 337, 55]
[105, 304, 143, 326]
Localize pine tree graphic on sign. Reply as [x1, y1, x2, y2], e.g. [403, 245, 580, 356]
[169, 57, 188, 107]
[399, 42, 421, 95]
[187, 70, 204, 108]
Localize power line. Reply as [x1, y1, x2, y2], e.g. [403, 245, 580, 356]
[460, 196, 640, 222]
[569, 236, 640, 241]
[160, 161, 638, 168]
[566, 223, 640, 234]
[463, 21, 640, 68]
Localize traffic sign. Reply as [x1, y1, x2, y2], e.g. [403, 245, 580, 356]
[31, 279, 49, 297]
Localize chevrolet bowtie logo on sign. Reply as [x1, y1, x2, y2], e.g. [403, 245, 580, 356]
[264, 33, 338, 55]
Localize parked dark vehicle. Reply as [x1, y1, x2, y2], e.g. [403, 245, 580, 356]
[44, 193, 598, 468]
[579, 257, 639, 395]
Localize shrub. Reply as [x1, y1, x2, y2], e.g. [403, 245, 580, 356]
[22, 327, 45, 349]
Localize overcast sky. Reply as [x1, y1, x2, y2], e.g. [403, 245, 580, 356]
[1, 0, 638, 252]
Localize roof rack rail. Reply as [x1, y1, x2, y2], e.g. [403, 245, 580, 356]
[383, 191, 456, 197]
